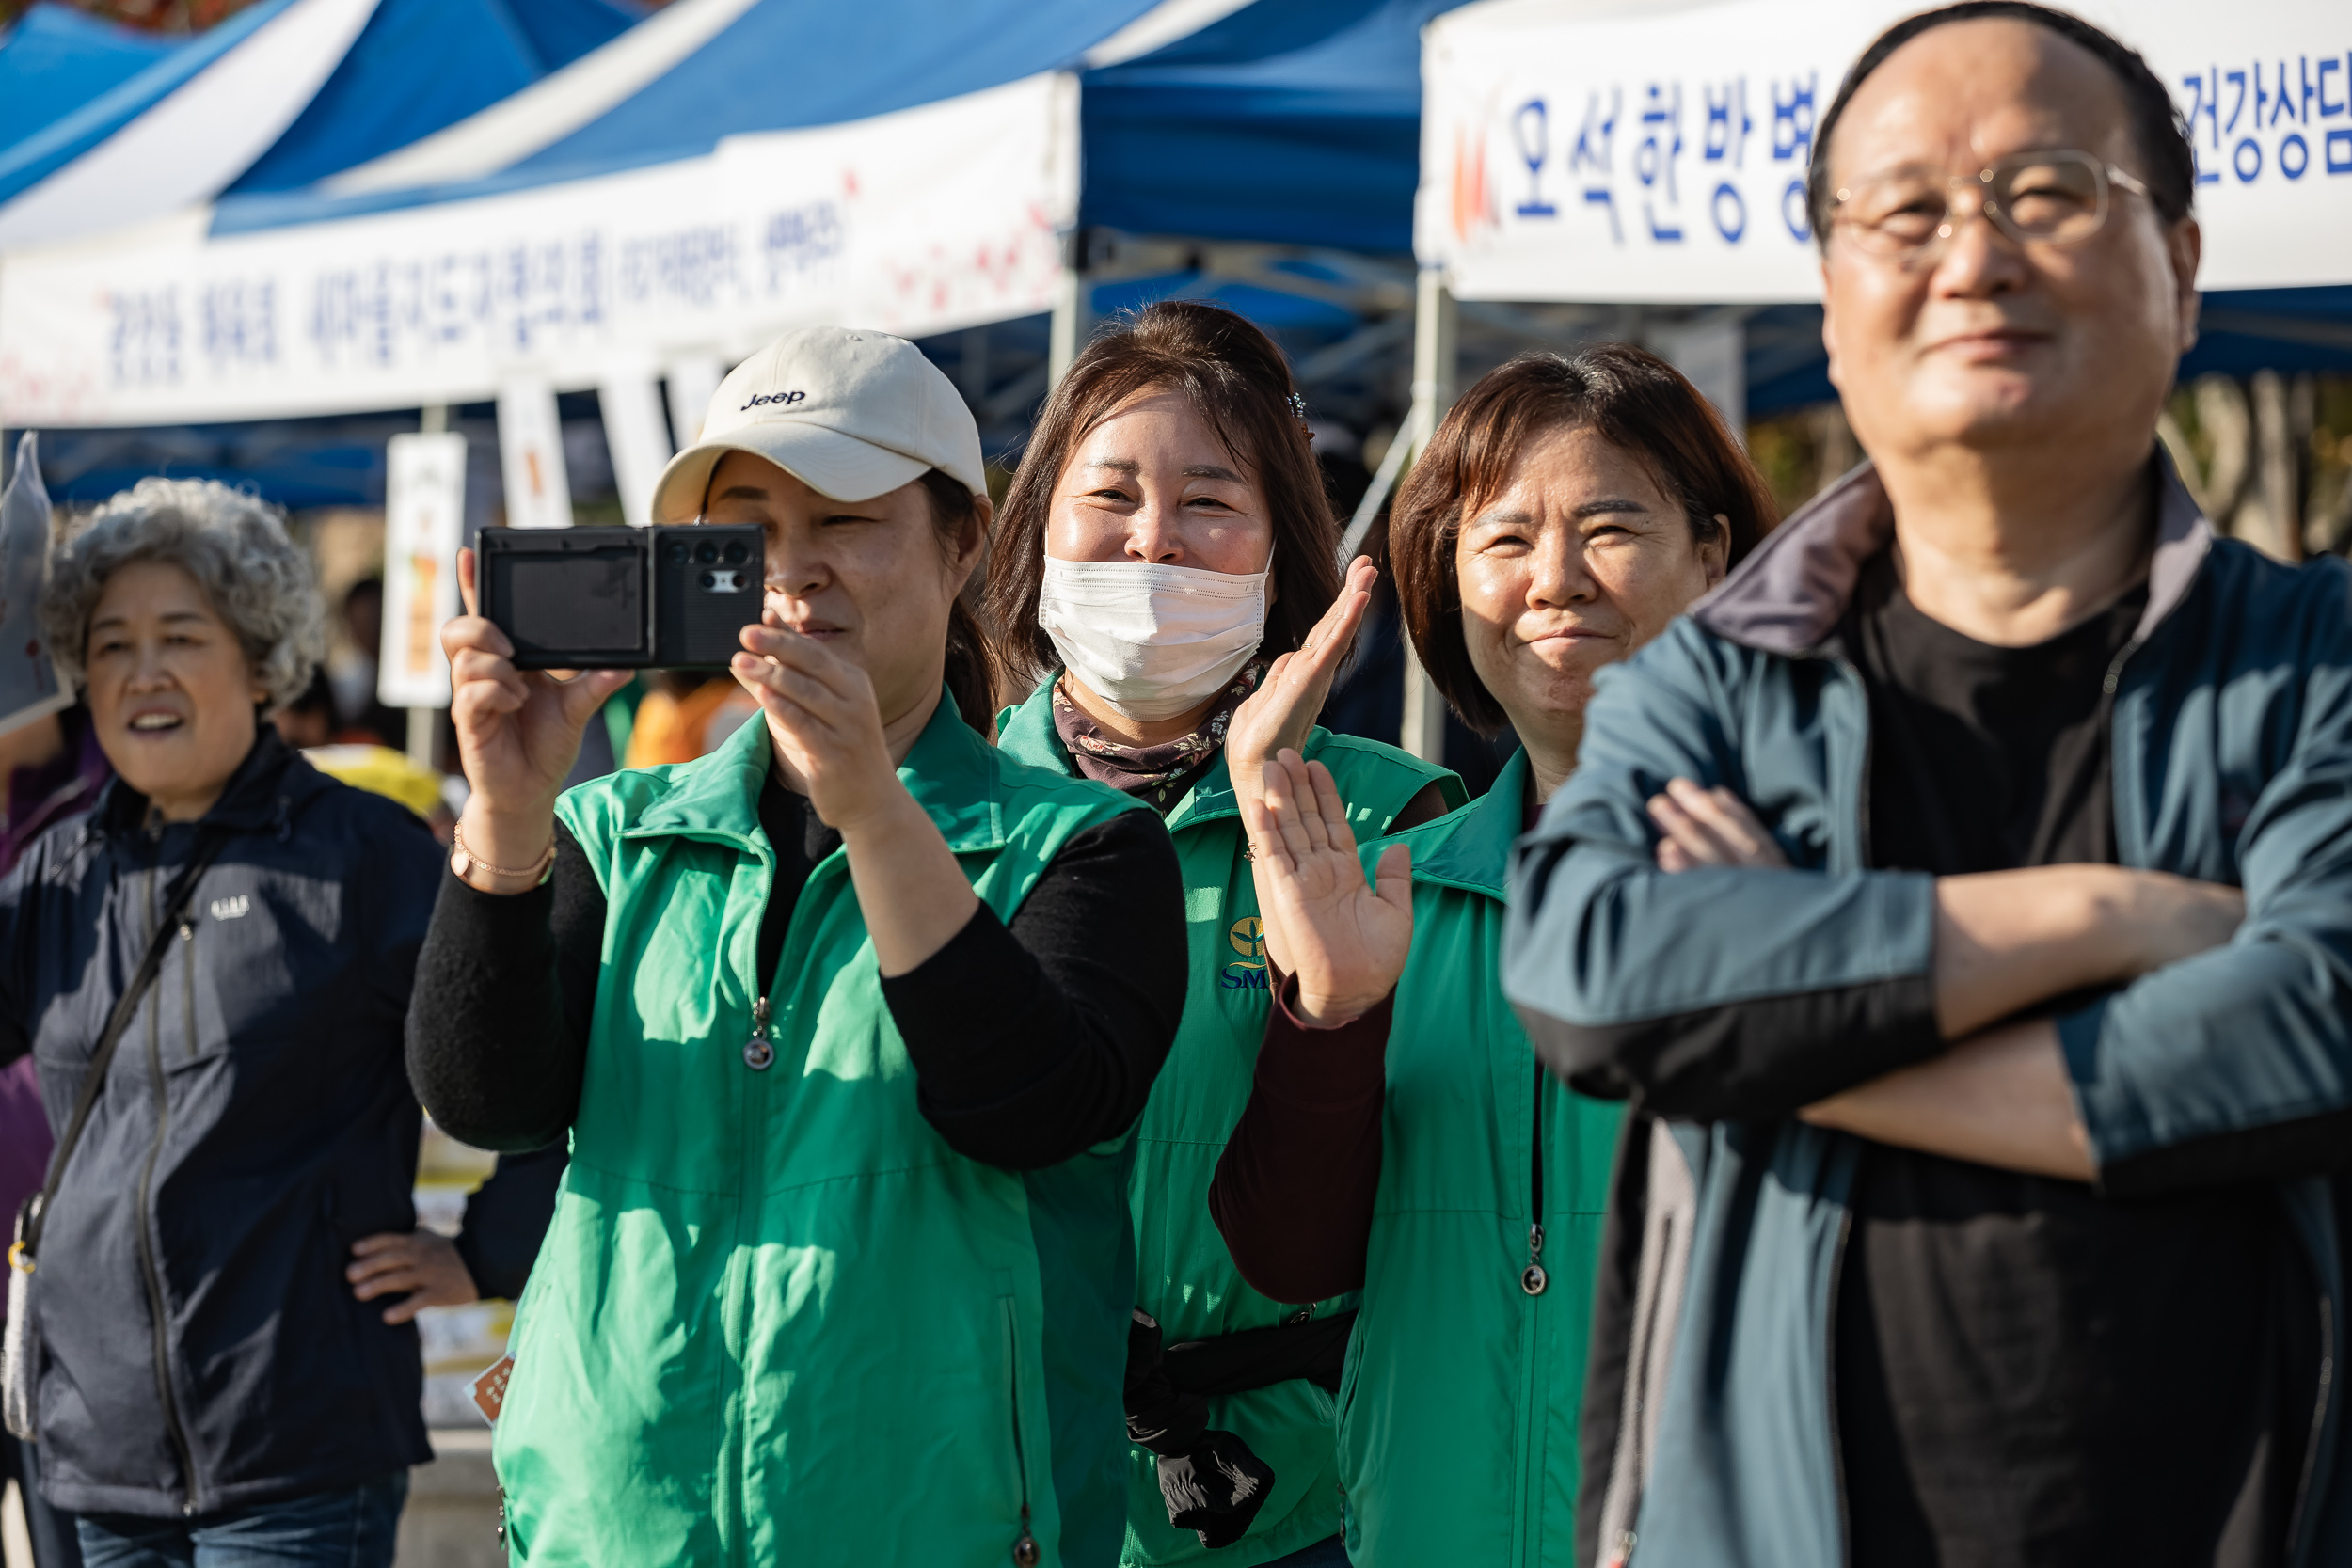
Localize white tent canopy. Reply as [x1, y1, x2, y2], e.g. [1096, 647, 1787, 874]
[1417, 0, 2352, 304]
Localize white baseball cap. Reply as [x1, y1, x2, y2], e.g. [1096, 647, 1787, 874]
[650, 327, 985, 523]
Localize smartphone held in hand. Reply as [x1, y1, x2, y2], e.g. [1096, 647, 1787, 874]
[476, 523, 765, 669]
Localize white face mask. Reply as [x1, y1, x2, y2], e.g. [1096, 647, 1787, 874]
[1037, 550, 1272, 723]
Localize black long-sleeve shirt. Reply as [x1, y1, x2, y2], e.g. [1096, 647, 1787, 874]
[408, 771, 1185, 1171]
[1835, 552, 2309, 1568]
[452, 1145, 569, 1301]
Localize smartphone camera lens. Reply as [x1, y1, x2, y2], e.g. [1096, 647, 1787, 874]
[664, 541, 691, 564]
[723, 541, 750, 565]
[694, 542, 720, 564]
[698, 571, 716, 590]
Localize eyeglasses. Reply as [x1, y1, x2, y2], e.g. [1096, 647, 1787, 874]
[1828, 149, 2153, 267]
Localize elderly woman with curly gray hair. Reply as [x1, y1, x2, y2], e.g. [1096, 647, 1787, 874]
[0, 478, 462, 1568]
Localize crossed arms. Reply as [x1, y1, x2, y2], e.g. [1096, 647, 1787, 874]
[1647, 775, 2238, 1180]
[1505, 627, 2352, 1195]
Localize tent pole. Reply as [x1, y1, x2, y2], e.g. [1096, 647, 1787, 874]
[1652, 309, 1750, 447]
[959, 325, 991, 403]
[408, 403, 450, 769]
[406, 706, 436, 768]
[1399, 267, 1456, 765]
[1048, 230, 1089, 388]
[1339, 413, 1415, 564]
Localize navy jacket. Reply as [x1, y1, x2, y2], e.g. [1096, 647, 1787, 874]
[1504, 458, 2352, 1568]
[0, 732, 445, 1517]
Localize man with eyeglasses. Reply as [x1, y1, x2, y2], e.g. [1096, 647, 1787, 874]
[1503, 5, 2352, 1566]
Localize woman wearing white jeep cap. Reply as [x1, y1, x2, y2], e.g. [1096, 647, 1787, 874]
[409, 325, 1186, 1566]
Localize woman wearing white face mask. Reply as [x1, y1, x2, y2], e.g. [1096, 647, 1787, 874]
[987, 302, 1462, 1568]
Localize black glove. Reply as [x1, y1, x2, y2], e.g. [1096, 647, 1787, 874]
[1156, 1429, 1278, 1548]
[1125, 1308, 1280, 1549]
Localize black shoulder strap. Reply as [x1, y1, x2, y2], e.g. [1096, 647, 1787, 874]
[19, 827, 230, 1258]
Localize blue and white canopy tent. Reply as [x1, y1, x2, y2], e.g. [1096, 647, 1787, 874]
[5, 0, 2340, 750]
[0, 0, 1217, 522]
[0, 4, 178, 168]
[0, 0, 643, 246]
[0, 0, 1486, 515]
[0, 0, 1357, 719]
[1086, 0, 1461, 252]
[0, 0, 1208, 420]
[1069, 0, 1469, 442]
[0, 0, 645, 509]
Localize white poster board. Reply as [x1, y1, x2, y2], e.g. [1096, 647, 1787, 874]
[0, 432, 72, 737]
[0, 71, 1080, 427]
[378, 430, 466, 708]
[664, 356, 725, 448]
[1420, 0, 2352, 303]
[495, 380, 573, 530]
[596, 368, 673, 528]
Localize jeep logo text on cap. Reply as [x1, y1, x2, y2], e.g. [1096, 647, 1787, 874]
[649, 326, 988, 523]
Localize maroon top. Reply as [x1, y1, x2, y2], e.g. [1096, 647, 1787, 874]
[1209, 973, 1394, 1305]
[1209, 784, 1519, 1306]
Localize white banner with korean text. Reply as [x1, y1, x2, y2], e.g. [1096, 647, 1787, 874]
[1420, 0, 2352, 303]
[0, 71, 1080, 427]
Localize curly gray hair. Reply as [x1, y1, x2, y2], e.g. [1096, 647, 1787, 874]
[41, 478, 326, 708]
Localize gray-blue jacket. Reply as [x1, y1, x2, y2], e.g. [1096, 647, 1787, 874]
[3, 732, 444, 1517]
[1504, 455, 2352, 1568]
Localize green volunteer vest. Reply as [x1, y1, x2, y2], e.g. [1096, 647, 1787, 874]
[1336, 752, 1621, 1567]
[494, 696, 1156, 1568]
[997, 685, 1462, 1567]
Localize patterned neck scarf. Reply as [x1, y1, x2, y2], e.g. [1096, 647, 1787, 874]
[1051, 661, 1264, 813]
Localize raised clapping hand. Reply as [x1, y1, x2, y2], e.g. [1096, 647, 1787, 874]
[442, 549, 632, 880]
[1242, 748, 1413, 1027]
[1227, 556, 1377, 815]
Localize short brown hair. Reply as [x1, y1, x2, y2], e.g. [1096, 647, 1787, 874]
[1390, 344, 1774, 736]
[985, 301, 1342, 690]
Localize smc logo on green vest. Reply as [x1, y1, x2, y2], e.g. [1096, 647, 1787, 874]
[1221, 914, 1270, 990]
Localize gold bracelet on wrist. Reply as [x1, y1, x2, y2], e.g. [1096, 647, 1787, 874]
[451, 820, 556, 887]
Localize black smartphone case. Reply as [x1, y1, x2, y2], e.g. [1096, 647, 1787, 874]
[478, 524, 764, 669]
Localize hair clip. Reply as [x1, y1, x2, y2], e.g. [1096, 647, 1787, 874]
[1287, 392, 1311, 428]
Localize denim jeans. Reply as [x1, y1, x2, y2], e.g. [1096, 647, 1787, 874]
[74, 1474, 407, 1568]
[1263, 1536, 1353, 1568]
